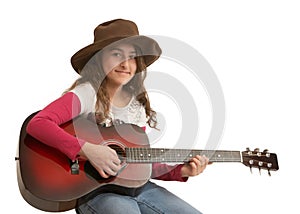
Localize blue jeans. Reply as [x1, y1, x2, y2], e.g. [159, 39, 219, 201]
[76, 181, 202, 214]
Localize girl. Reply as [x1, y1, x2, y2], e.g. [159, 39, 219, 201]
[26, 19, 209, 214]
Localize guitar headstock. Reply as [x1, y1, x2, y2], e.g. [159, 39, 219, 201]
[242, 148, 279, 176]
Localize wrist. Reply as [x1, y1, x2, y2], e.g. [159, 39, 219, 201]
[78, 142, 89, 158]
[180, 164, 189, 177]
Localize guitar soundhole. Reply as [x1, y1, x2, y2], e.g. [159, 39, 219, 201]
[84, 144, 125, 181]
[108, 144, 126, 162]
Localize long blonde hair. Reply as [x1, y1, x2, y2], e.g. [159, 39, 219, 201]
[67, 47, 157, 128]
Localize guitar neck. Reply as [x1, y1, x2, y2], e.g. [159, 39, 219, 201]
[125, 148, 242, 163]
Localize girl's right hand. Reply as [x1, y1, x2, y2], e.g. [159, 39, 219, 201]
[79, 143, 122, 178]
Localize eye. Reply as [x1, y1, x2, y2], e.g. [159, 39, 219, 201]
[128, 55, 136, 59]
[112, 52, 122, 57]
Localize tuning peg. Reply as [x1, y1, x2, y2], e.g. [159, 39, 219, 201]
[268, 169, 271, 176]
[258, 161, 263, 175]
[246, 147, 252, 155]
[263, 149, 269, 153]
[248, 159, 253, 174]
[254, 148, 260, 152]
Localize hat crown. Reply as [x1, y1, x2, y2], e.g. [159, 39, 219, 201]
[94, 19, 139, 43]
[71, 19, 161, 73]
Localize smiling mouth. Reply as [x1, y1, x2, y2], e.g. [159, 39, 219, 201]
[115, 70, 130, 74]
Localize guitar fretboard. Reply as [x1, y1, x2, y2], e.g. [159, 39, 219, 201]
[125, 148, 242, 163]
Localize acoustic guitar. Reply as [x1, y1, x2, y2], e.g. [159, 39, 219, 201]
[16, 112, 279, 212]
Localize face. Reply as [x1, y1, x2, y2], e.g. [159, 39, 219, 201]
[101, 43, 137, 87]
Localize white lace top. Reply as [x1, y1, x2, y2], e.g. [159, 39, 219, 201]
[71, 82, 148, 127]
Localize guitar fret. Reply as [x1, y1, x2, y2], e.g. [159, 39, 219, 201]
[160, 149, 165, 162]
[207, 151, 241, 162]
[126, 148, 241, 163]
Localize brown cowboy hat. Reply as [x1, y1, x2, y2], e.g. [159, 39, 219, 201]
[71, 19, 162, 74]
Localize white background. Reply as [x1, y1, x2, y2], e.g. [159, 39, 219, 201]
[1, 0, 299, 213]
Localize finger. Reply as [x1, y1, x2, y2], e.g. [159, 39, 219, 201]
[103, 166, 119, 177]
[189, 161, 197, 168]
[194, 155, 203, 163]
[197, 155, 209, 166]
[97, 162, 120, 177]
[109, 149, 122, 165]
[98, 169, 110, 178]
[110, 147, 121, 158]
[110, 162, 122, 173]
[192, 156, 202, 167]
[203, 155, 209, 164]
[190, 161, 204, 175]
[112, 157, 122, 166]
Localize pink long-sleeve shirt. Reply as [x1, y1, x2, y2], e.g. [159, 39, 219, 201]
[26, 89, 187, 182]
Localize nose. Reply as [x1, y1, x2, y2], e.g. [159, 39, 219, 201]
[120, 58, 129, 68]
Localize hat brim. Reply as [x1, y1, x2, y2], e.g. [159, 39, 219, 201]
[71, 35, 161, 74]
